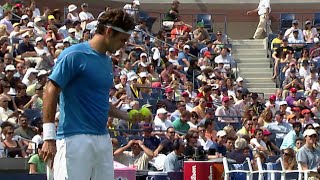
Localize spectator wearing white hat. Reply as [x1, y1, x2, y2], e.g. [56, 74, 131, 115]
[154, 108, 172, 132]
[58, 19, 73, 39]
[208, 130, 227, 157]
[297, 129, 320, 170]
[33, 16, 46, 38]
[17, 32, 37, 57]
[26, 70, 48, 97]
[177, 45, 190, 70]
[137, 71, 151, 95]
[19, 15, 29, 30]
[128, 74, 141, 99]
[64, 28, 79, 45]
[67, 4, 79, 22]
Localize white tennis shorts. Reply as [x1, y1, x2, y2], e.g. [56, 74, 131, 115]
[53, 134, 114, 180]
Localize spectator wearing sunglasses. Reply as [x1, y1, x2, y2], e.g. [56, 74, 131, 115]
[297, 129, 320, 170]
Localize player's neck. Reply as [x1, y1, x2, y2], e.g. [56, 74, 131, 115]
[89, 35, 111, 54]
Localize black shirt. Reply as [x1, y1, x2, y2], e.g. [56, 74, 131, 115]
[160, 138, 173, 155]
[17, 42, 35, 55]
[160, 99, 177, 113]
[163, 8, 179, 21]
[143, 136, 161, 151]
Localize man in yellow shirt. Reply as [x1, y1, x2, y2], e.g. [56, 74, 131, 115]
[271, 31, 284, 50]
[237, 119, 253, 137]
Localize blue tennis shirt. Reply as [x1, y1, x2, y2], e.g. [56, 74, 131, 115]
[49, 42, 113, 139]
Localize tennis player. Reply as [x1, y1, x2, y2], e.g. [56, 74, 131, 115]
[41, 9, 136, 180]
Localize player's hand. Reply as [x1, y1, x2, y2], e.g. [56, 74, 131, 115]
[41, 140, 56, 168]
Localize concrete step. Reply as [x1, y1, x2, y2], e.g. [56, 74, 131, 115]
[234, 53, 268, 58]
[239, 68, 273, 73]
[234, 57, 270, 62]
[246, 83, 276, 88]
[237, 62, 270, 68]
[233, 44, 265, 49]
[231, 40, 264, 46]
[240, 72, 272, 78]
[233, 49, 266, 54]
[248, 87, 278, 94]
[243, 78, 275, 84]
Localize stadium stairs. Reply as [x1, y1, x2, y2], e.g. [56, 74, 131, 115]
[232, 39, 277, 98]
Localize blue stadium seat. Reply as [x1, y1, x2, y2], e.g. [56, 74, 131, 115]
[314, 13, 320, 27]
[196, 14, 213, 32]
[280, 13, 295, 32]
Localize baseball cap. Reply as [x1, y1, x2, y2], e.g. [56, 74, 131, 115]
[292, 20, 299, 24]
[301, 109, 311, 115]
[287, 114, 296, 119]
[133, 0, 140, 5]
[197, 21, 205, 27]
[128, 75, 138, 81]
[236, 77, 244, 82]
[48, 15, 55, 20]
[81, 3, 88, 7]
[169, 47, 175, 52]
[303, 129, 317, 137]
[35, 37, 43, 43]
[139, 72, 148, 78]
[211, 84, 219, 90]
[68, 28, 76, 33]
[269, 95, 276, 101]
[22, 32, 30, 38]
[21, 15, 29, 20]
[27, 22, 34, 28]
[13, 23, 20, 28]
[263, 129, 272, 136]
[204, 51, 212, 58]
[182, 91, 189, 97]
[183, 45, 190, 49]
[290, 88, 297, 93]
[68, 4, 77, 12]
[222, 96, 230, 102]
[5, 65, 15, 71]
[140, 53, 147, 58]
[217, 130, 227, 137]
[313, 123, 320, 128]
[37, 70, 48, 77]
[293, 29, 299, 33]
[157, 108, 167, 114]
[279, 101, 287, 106]
[291, 107, 300, 111]
[165, 87, 174, 93]
[142, 104, 152, 108]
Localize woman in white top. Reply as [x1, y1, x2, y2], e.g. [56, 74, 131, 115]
[67, 4, 80, 22]
[303, 20, 319, 43]
[30, 1, 41, 18]
[167, 47, 179, 66]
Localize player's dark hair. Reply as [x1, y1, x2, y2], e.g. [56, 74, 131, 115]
[96, 8, 135, 35]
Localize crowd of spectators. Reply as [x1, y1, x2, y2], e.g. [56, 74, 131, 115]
[0, 0, 319, 178]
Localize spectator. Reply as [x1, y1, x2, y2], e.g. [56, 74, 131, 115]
[170, 101, 186, 121]
[193, 21, 210, 43]
[303, 20, 319, 43]
[30, 1, 41, 18]
[159, 86, 177, 113]
[2, 125, 27, 158]
[0, 10, 13, 33]
[280, 122, 302, 150]
[64, 28, 79, 45]
[14, 83, 31, 110]
[226, 138, 250, 163]
[297, 129, 320, 170]
[22, 68, 38, 87]
[113, 139, 154, 170]
[33, 16, 47, 38]
[208, 130, 227, 157]
[163, 138, 185, 172]
[280, 148, 297, 170]
[237, 119, 253, 137]
[288, 29, 305, 45]
[17, 32, 37, 57]
[215, 96, 238, 123]
[262, 129, 281, 155]
[203, 119, 217, 142]
[172, 111, 190, 133]
[284, 20, 304, 40]
[79, 3, 95, 29]
[271, 31, 284, 50]
[305, 67, 318, 92]
[123, 0, 140, 19]
[267, 110, 292, 146]
[154, 108, 172, 132]
[197, 124, 213, 150]
[28, 142, 45, 174]
[154, 127, 175, 156]
[293, 138, 304, 152]
[225, 137, 235, 153]
[67, 4, 79, 22]
[192, 97, 206, 119]
[14, 114, 37, 140]
[0, 94, 17, 125]
[162, 0, 180, 29]
[250, 128, 269, 155]
[141, 123, 161, 151]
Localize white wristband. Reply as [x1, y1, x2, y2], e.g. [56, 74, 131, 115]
[43, 123, 56, 140]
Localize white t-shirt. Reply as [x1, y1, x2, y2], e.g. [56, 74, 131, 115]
[79, 11, 94, 21]
[154, 116, 172, 131]
[250, 138, 267, 149]
[34, 46, 49, 56]
[257, 0, 271, 15]
[32, 8, 41, 18]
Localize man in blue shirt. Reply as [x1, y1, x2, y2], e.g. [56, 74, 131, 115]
[177, 45, 190, 70]
[41, 9, 137, 180]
